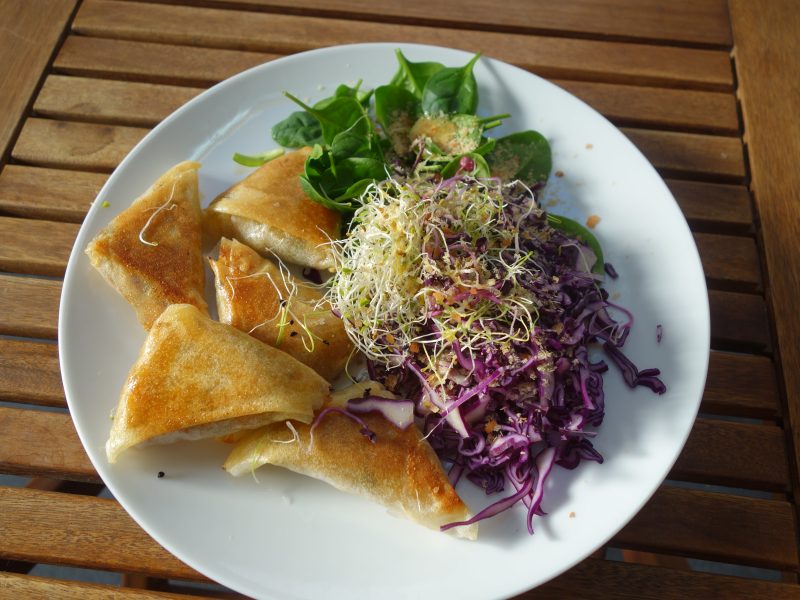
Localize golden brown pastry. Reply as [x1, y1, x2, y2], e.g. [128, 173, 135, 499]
[205, 148, 341, 271]
[209, 237, 352, 381]
[106, 304, 329, 463]
[224, 384, 478, 540]
[85, 161, 207, 330]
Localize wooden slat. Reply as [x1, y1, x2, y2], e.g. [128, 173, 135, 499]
[613, 486, 798, 570]
[34, 75, 202, 128]
[34, 73, 739, 136]
[730, 0, 800, 504]
[0, 281, 773, 351]
[0, 274, 61, 340]
[555, 79, 739, 134]
[0, 217, 78, 277]
[192, 0, 733, 47]
[709, 290, 771, 352]
[0, 487, 203, 581]
[694, 232, 761, 291]
[12, 118, 147, 173]
[10, 118, 747, 181]
[622, 128, 744, 180]
[531, 557, 800, 600]
[701, 351, 780, 419]
[0, 339, 65, 408]
[73, 0, 734, 90]
[55, 36, 275, 87]
[0, 407, 98, 483]
[2, 405, 785, 493]
[0, 572, 207, 600]
[666, 179, 753, 233]
[671, 418, 789, 491]
[2, 484, 794, 581]
[0, 164, 105, 223]
[0, 0, 76, 162]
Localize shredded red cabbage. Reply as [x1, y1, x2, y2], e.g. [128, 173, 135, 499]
[362, 175, 665, 534]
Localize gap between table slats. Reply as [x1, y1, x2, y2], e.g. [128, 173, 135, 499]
[70, 0, 734, 90]
[0, 404, 787, 495]
[0, 484, 795, 578]
[123, 0, 733, 49]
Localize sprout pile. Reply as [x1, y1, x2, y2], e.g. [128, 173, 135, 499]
[327, 173, 665, 533]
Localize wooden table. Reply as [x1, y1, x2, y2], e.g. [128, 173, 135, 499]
[1, 1, 799, 598]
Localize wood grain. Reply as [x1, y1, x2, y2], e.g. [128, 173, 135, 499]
[0, 339, 65, 407]
[33, 73, 739, 136]
[0, 0, 76, 163]
[0, 216, 78, 277]
[164, 0, 733, 47]
[622, 128, 744, 180]
[0, 407, 98, 482]
[613, 486, 798, 569]
[730, 0, 800, 505]
[0, 274, 61, 339]
[666, 179, 753, 233]
[694, 232, 761, 291]
[0, 278, 771, 351]
[54, 36, 276, 87]
[671, 418, 789, 491]
[0, 164, 105, 223]
[0, 487, 203, 580]
[12, 118, 147, 172]
[709, 290, 771, 352]
[555, 79, 738, 134]
[702, 351, 780, 419]
[8, 119, 747, 181]
[1, 484, 794, 581]
[0, 572, 207, 600]
[34, 75, 202, 127]
[2, 405, 784, 499]
[73, 0, 734, 89]
[531, 556, 800, 600]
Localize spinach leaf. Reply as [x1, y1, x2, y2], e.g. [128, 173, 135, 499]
[421, 53, 481, 116]
[300, 139, 387, 212]
[374, 85, 419, 153]
[390, 50, 445, 98]
[486, 130, 552, 186]
[285, 93, 368, 146]
[271, 111, 322, 147]
[546, 214, 605, 274]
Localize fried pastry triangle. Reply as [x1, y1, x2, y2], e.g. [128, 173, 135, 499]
[205, 148, 340, 270]
[224, 385, 478, 540]
[209, 237, 352, 381]
[85, 161, 207, 329]
[106, 304, 330, 463]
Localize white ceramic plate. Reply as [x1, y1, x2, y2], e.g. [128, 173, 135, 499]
[60, 43, 709, 600]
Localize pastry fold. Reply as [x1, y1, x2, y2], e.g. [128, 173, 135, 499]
[209, 237, 352, 381]
[106, 304, 329, 463]
[205, 148, 340, 270]
[85, 161, 207, 330]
